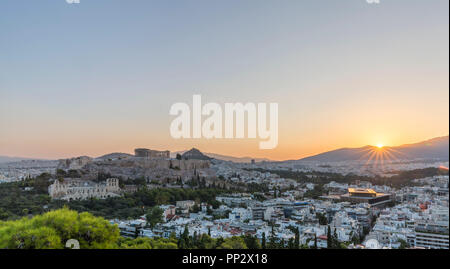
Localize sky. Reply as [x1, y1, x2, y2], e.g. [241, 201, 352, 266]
[0, 0, 448, 161]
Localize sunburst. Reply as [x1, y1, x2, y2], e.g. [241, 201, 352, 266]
[356, 144, 407, 173]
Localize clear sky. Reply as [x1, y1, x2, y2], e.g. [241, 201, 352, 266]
[0, 0, 448, 160]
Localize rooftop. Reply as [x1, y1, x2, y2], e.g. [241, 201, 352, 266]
[348, 188, 377, 195]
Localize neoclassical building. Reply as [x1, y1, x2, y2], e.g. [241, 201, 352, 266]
[48, 178, 120, 201]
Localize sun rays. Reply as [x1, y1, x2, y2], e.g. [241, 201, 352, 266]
[356, 144, 408, 173]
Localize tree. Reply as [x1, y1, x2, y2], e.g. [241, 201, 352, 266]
[287, 237, 295, 249]
[215, 237, 224, 249]
[243, 234, 260, 249]
[118, 237, 177, 249]
[191, 204, 200, 213]
[268, 225, 277, 249]
[176, 154, 182, 160]
[0, 208, 9, 221]
[217, 237, 248, 249]
[197, 234, 216, 249]
[327, 225, 332, 249]
[0, 208, 119, 249]
[56, 169, 67, 177]
[33, 173, 52, 194]
[350, 231, 359, 245]
[178, 224, 190, 249]
[398, 239, 408, 249]
[146, 206, 164, 228]
[333, 228, 338, 248]
[193, 231, 198, 246]
[294, 228, 300, 249]
[316, 212, 328, 225]
[261, 232, 266, 249]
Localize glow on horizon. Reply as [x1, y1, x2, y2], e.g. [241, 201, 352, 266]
[0, 0, 448, 161]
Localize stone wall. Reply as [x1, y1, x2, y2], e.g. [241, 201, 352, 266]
[48, 178, 120, 200]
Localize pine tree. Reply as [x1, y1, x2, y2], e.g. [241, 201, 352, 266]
[261, 232, 266, 249]
[268, 224, 277, 249]
[193, 231, 198, 247]
[327, 225, 332, 249]
[333, 228, 339, 249]
[288, 237, 295, 249]
[178, 224, 190, 249]
[244, 234, 260, 249]
[294, 228, 300, 249]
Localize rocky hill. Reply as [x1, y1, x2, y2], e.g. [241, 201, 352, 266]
[181, 148, 212, 160]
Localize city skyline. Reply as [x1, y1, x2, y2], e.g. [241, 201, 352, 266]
[1, 0, 449, 160]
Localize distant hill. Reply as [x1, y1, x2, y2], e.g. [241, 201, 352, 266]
[0, 156, 41, 163]
[299, 136, 449, 162]
[171, 150, 271, 163]
[0, 158, 58, 168]
[181, 148, 212, 160]
[202, 153, 271, 163]
[95, 152, 134, 160]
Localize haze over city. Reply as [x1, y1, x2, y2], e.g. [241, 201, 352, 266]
[1, 0, 448, 160]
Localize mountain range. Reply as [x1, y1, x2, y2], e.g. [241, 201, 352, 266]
[0, 156, 39, 163]
[298, 136, 449, 162]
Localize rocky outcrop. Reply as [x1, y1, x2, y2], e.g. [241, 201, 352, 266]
[181, 148, 212, 160]
[55, 149, 213, 183]
[57, 156, 93, 170]
[80, 157, 211, 181]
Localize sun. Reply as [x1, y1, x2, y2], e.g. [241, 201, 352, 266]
[376, 143, 384, 149]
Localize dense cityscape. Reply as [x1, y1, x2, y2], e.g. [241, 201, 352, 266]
[0, 144, 448, 249]
[0, 0, 448, 258]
